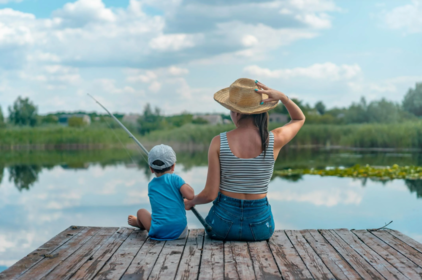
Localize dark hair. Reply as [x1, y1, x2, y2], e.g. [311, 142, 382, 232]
[151, 160, 173, 174]
[240, 112, 269, 157]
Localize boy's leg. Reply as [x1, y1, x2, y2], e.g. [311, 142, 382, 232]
[128, 209, 151, 231]
[137, 209, 151, 231]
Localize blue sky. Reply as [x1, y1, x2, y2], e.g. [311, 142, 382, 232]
[0, 0, 421, 115]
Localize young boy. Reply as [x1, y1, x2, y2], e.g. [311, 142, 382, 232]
[128, 144, 194, 240]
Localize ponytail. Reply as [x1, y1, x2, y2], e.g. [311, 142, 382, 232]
[239, 112, 269, 157]
[252, 112, 269, 157]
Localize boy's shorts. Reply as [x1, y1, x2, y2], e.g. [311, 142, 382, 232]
[177, 226, 188, 240]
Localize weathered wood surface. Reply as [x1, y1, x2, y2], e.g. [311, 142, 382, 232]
[301, 230, 362, 279]
[224, 241, 255, 279]
[0, 226, 86, 280]
[2, 227, 422, 280]
[353, 230, 422, 280]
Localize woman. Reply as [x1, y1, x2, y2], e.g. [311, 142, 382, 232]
[184, 78, 305, 241]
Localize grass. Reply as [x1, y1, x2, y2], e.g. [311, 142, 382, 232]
[3, 121, 422, 150]
[144, 121, 422, 149]
[0, 126, 136, 147]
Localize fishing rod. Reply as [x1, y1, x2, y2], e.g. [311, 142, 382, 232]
[87, 94, 212, 233]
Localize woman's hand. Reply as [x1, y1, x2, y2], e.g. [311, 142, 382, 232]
[184, 198, 196, 211]
[255, 81, 288, 103]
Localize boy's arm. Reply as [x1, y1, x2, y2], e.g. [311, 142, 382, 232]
[180, 183, 194, 200]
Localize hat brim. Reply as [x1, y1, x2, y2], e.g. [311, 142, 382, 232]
[214, 87, 279, 114]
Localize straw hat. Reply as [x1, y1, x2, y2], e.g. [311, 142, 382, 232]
[214, 78, 278, 114]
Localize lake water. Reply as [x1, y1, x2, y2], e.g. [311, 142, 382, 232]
[1, 148, 422, 272]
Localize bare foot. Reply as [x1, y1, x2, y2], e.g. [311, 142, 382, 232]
[128, 215, 141, 228]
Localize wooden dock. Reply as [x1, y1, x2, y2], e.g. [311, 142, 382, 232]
[2, 227, 422, 279]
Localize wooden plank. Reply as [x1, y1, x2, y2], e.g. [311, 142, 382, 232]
[198, 237, 224, 280]
[319, 229, 384, 279]
[93, 230, 148, 280]
[300, 230, 362, 280]
[333, 229, 407, 280]
[224, 241, 256, 280]
[17, 227, 101, 280]
[147, 233, 188, 280]
[371, 230, 422, 268]
[268, 230, 313, 280]
[44, 227, 119, 280]
[353, 230, 422, 280]
[174, 229, 205, 280]
[386, 229, 422, 255]
[285, 230, 334, 279]
[121, 238, 166, 280]
[71, 228, 134, 280]
[0, 226, 85, 280]
[248, 241, 281, 279]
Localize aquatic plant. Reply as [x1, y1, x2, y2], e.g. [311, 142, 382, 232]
[274, 164, 422, 180]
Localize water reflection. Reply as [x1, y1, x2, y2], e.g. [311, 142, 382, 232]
[8, 165, 41, 191]
[1, 148, 422, 271]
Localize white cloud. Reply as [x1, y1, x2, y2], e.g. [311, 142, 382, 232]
[270, 189, 362, 207]
[149, 34, 201, 52]
[382, 0, 422, 33]
[244, 62, 361, 81]
[52, 0, 116, 27]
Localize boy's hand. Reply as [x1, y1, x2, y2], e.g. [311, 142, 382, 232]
[184, 198, 195, 211]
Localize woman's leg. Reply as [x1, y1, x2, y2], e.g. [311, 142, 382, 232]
[128, 209, 151, 231]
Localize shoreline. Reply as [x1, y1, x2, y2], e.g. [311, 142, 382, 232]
[1, 142, 422, 152]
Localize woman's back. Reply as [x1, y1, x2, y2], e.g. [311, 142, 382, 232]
[226, 128, 269, 159]
[220, 130, 274, 196]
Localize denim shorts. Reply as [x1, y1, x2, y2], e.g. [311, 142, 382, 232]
[205, 192, 275, 241]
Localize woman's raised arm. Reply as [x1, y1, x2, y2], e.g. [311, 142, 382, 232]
[184, 135, 221, 210]
[255, 81, 305, 159]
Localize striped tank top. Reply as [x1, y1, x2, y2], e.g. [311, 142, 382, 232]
[219, 131, 275, 194]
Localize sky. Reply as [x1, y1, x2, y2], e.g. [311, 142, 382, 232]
[0, 0, 421, 115]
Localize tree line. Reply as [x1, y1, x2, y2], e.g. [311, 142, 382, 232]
[1, 82, 422, 129]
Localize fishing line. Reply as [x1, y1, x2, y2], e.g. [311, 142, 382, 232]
[87, 93, 212, 233]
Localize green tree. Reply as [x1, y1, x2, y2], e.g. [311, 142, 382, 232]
[0, 106, 5, 127]
[344, 97, 368, 124]
[367, 99, 400, 123]
[138, 103, 164, 135]
[315, 101, 326, 115]
[8, 97, 38, 126]
[403, 83, 422, 116]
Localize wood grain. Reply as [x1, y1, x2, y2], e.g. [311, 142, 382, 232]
[70, 227, 134, 280]
[319, 229, 384, 279]
[121, 238, 166, 280]
[224, 241, 256, 280]
[147, 233, 188, 280]
[44, 227, 118, 280]
[386, 229, 422, 255]
[286, 230, 334, 279]
[268, 230, 313, 280]
[18, 227, 101, 280]
[198, 237, 224, 280]
[248, 241, 281, 279]
[175, 229, 205, 280]
[300, 229, 362, 280]
[353, 230, 422, 280]
[93, 230, 148, 280]
[0, 226, 85, 280]
[333, 229, 407, 280]
[371, 230, 422, 268]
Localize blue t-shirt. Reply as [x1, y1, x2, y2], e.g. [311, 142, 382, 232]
[148, 173, 187, 240]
